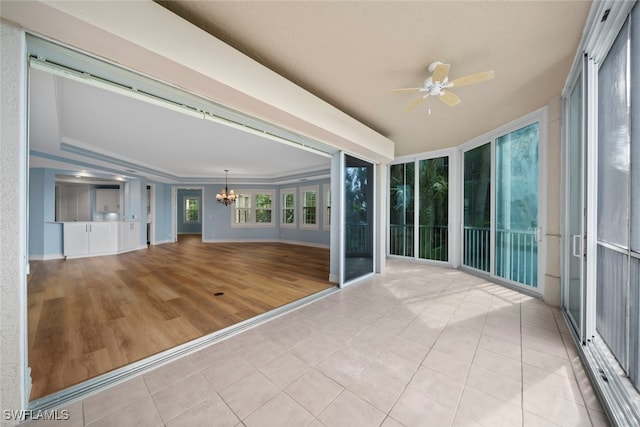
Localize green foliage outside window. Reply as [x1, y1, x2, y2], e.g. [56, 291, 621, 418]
[255, 193, 272, 223]
[184, 198, 200, 223]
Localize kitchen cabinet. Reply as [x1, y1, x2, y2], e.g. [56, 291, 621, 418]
[95, 189, 120, 213]
[58, 184, 91, 221]
[119, 221, 140, 252]
[63, 222, 117, 258]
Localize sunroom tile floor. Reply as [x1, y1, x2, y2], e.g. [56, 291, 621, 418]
[23, 259, 609, 427]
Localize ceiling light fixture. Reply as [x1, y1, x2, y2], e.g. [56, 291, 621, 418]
[216, 170, 237, 206]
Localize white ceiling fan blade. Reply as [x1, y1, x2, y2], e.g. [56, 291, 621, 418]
[391, 87, 423, 94]
[406, 95, 427, 111]
[432, 63, 450, 83]
[439, 90, 461, 107]
[448, 70, 495, 88]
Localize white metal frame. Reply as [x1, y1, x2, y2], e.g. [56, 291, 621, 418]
[339, 152, 377, 287]
[561, 65, 587, 341]
[558, 2, 639, 424]
[387, 148, 459, 267]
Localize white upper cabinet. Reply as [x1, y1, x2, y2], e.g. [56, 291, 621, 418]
[95, 189, 120, 213]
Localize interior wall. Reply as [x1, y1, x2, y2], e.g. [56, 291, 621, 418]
[204, 178, 331, 247]
[152, 182, 173, 244]
[544, 96, 563, 306]
[0, 18, 28, 423]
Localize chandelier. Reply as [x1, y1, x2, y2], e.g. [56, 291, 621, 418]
[216, 169, 237, 206]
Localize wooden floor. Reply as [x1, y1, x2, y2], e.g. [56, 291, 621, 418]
[27, 235, 332, 399]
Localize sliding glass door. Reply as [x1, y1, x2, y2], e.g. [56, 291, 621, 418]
[418, 157, 449, 262]
[462, 117, 542, 290]
[463, 143, 491, 272]
[389, 162, 414, 257]
[343, 154, 374, 283]
[564, 73, 585, 334]
[595, 15, 633, 380]
[495, 123, 539, 287]
[388, 154, 450, 263]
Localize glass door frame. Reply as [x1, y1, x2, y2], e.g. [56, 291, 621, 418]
[339, 151, 377, 287]
[459, 107, 548, 294]
[415, 148, 459, 266]
[562, 60, 590, 343]
[386, 148, 459, 267]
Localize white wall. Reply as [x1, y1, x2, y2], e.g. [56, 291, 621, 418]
[0, 18, 28, 424]
[544, 96, 563, 307]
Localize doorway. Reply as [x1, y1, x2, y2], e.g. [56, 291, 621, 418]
[342, 154, 375, 284]
[173, 187, 204, 242]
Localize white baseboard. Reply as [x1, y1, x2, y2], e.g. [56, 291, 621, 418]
[278, 239, 330, 249]
[29, 254, 64, 261]
[202, 237, 329, 249]
[151, 239, 172, 245]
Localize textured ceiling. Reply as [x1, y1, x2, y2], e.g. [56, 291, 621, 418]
[157, 1, 591, 156]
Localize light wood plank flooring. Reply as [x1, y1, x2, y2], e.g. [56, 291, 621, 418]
[27, 235, 332, 399]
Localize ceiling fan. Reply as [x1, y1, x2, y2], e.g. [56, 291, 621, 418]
[392, 61, 494, 111]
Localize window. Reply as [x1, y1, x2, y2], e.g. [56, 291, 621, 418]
[323, 184, 331, 231]
[184, 197, 200, 223]
[232, 190, 275, 227]
[235, 193, 251, 224]
[301, 186, 318, 229]
[281, 188, 296, 228]
[255, 193, 272, 223]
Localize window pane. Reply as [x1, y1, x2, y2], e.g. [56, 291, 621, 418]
[304, 192, 316, 207]
[256, 194, 272, 209]
[495, 123, 539, 287]
[184, 197, 199, 223]
[598, 17, 630, 248]
[418, 157, 448, 261]
[284, 193, 294, 208]
[389, 162, 414, 257]
[235, 194, 251, 224]
[302, 190, 317, 225]
[463, 143, 491, 272]
[344, 155, 374, 282]
[256, 210, 272, 223]
[631, 5, 640, 254]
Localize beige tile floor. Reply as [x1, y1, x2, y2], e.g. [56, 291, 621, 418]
[23, 260, 610, 427]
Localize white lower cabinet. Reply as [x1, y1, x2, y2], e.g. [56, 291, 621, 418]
[63, 221, 142, 258]
[119, 221, 140, 253]
[63, 222, 118, 258]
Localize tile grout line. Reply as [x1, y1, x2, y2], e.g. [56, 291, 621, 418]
[375, 277, 463, 426]
[449, 283, 493, 426]
[552, 309, 598, 427]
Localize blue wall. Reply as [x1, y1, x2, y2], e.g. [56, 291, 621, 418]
[29, 168, 63, 259]
[202, 178, 330, 247]
[152, 182, 173, 244]
[28, 168, 331, 259]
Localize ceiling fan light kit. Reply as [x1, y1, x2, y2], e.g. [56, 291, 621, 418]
[392, 61, 494, 111]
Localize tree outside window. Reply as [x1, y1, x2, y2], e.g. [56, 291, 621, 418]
[255, 193, 272, 223]
[184, 197, 200, 223]
[231, 190, 276, 227]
